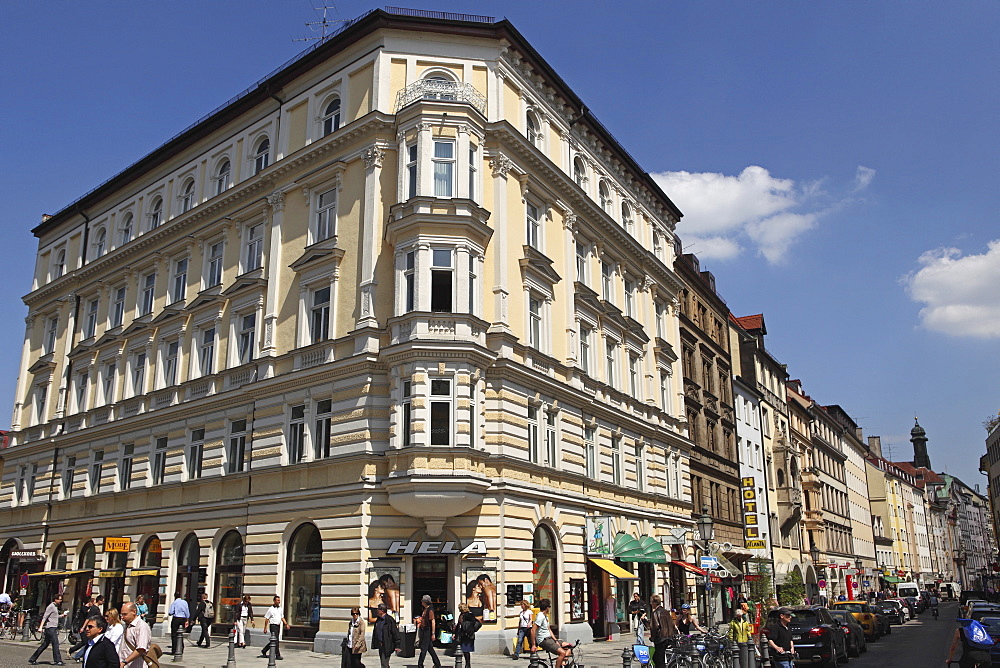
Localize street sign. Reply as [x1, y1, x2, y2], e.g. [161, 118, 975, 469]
[844, 569, 859, 575]
[746, 539, 767, 550]
[863, 581, 872, 587]
[818, 579, 827, 588]
[700, 556, 719, 570]
[660, 536, 687, 545]
[19, 573, 29, 588]
[852, 581, 859, 588]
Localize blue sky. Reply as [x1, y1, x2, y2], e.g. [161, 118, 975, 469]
[1, 1, 997, 486]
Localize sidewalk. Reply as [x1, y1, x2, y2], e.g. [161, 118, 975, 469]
[148, 636, 642, 668]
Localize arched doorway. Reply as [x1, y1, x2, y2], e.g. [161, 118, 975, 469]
[0, 538, 17, 593]
[175, 535, 202, 604]
[51, 543, 68, 570]
[215, 531, 244, 631]
[138, 537, 162, 623]
[533, 526, 558, 626]
[73, 541, 97, 615]
[285, 524, 322, 639]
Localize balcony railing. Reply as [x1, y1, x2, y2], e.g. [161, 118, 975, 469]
[395, 80, 487, 114]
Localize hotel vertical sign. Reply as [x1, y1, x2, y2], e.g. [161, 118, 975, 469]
[741, 477, 764, 547]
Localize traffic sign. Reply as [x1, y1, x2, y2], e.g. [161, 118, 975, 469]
[700, 556, 719, 570]
[844, 568, 859, 575]
[852, 581, 859, 588]
[19, 573, 29, 588]
[818, 579, 827, 588]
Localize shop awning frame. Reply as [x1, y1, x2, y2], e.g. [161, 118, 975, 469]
[28, 569, 92, 578]
[589, 558, 639, 580]
[883, 575, 902, 583]
[670, 560, 708, 577]
[613, 533, 668, 564]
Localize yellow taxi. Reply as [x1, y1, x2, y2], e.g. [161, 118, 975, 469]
[829, 601, 879, 640]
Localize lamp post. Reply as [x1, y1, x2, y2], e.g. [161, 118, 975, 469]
[695, 506, 715, 625]
[809, 537, 821, 603]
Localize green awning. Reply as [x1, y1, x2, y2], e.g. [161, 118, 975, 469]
[883, 576, 902, 583]
[613, 532, 668, 564]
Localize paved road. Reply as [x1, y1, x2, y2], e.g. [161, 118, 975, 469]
[0, 603, 965, 667]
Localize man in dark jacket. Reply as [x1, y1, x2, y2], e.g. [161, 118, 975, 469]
[194, 592, 214, 648]
[648, 595, 675, 668]
[371, 603, 400, 668]
[81, 615, 120, 668]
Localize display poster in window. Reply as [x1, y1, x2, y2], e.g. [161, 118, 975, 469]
[463, 566, 498, 623]
[366, 566, 402, 623]
[569, 579, 585, 622]
[586, 516, 613, 556]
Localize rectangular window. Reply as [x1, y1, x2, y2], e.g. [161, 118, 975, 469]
[152, 437, 167, 485]
[406, 143, 418, 199]
[629, 354, 640, 398]
[131, 352, 146, 396]
[576, 241, 588, 283]
[429, 379, 451, 445]
[163, 341, 178, 386]
[289, 404, 306, 464]
[207, 241, 224, 288]
[611, 436, 622, 485]
[111, 287, 126, 328]
[199, 328, 215, 376]
[433, 140, 455, 197]
[172, 258, 188, 303]
[584, 426, 597, 478]
[44, 316, 58, 354]
[228, 420, 247, 473]
[606, 340, 618, 389]
[120, 444, 134, 491]
[526, 202, 540, 250]
[84, 299, 99, 339]
[75, 371, 88, 413]
[527, 406, 540, 464]
[404, 251, 416, 312]
[579, 326, 591, 373]
[430, 249, 453, 312]
[655, 301, 666, 340]
[62, 456, 75, 496]
[314, 399, 332, 458]
[102, 362, 116, 404]
[311, 287, 330, 343]
[139, 272, 155, 316]
[468, 146, 477, 201]
[26, 464, 37, 499]
[189, 429, 204, 480]
[246, 224, 263, 271]
[636, 441, 645, 492]
[120, 217, 133, 246]
[468, 257, 477, 314]
[34, 385, 47, 423]
[545, 412, 557, 466]
[660, 372, 671, 412]
[528, 295, 542, 349]
[602, 261, 613, 302]
[402, 381, 413, 448]
[316, 188, 336, 242]
[238, 314, 256, 364]
[624, 279, 635, 318]
[90, 450, 104, 493]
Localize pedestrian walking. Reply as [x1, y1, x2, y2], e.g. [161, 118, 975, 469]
[103, 609, 125, 653]
[259, 595, 290, 660]
[119, 602, 153, 668]
[70, 596, 103, 656]
[648, 595, 675, 668]
[371, 603, 401, 668]
[726, 607, 754, 668]
[28, 593, 66, 665]
[194, 592, 215, 647]
[235, 594, 254, 648]
[765, 607, 795, 668]
[456, 603, 481, 668]
[348, 606, 367, 668]
[135, 594, 149, 624]
[167, 591, 190, 653]
[80, 614, 120, 668]
[511, 600, 533, 659]
[628, 593, 648, 640]
[417, 594, 443, 668]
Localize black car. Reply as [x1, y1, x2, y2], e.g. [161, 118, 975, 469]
[764, 606, 848, 668]
[828, 609, 867, 657]
[865, 603, 891, 636]
[873, 600, 904, 625]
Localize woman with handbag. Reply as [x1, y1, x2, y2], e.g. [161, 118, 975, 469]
[348, 607, 368, 668]
[456, 604, 479, 668]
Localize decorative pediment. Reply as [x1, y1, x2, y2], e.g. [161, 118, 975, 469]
[599, 300, 629, 331]
[93, 327, 123, 349]
[222, 269, 266, 297]
[623, 315, 650, 343]
[289, 239, 344, 271]
[189, 285, 224, 310]
[68, 340, 96, 359]
[518, 245, 561, 286]
[574, 281, 604, 313]
[150, 302, 185, 325]
[121, 314, 153, 337]
[28, 354, 56, 375]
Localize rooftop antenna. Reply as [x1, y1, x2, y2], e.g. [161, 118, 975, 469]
[295, 4, 349, 43]
[883, 441, 893, 461]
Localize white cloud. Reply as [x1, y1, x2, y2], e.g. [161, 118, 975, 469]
[651, 165, 873, 264]
[903, 240, 1000, 338]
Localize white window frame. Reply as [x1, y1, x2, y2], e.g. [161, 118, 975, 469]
[120, 444, 134, 491]
[526, 200, 542, 250]
[227, 420, 247, 474]
[584, 425, 597, 478]
[404, 251, 416, 312]
[575, 240, 589, 284]
[605, 338, 619, 389]
[432, 139, 456, 197]
[236, 312, 257, 366]
[147, 197, 163, 230]
[544, 410, 558, 467]
[429, 377, 452, 446]
[52, 248, 66, 279]
[44, 315, 58, 355]
[90, 450, 104, 494]
[468, 144, 478, 202]
[33, 383, 48, 425]
[130, 350, 146, 398]
[622, 202, 634, 233]
[624, 278, 635, 318]
[206, 239, 224, 288]
[579, 324, 592, 374]
[244, 223, 263, 272]
[110, 286, 126, 329]
[527, 404, 540, 464]
[197, 326, 216, 378]
[179, 179, 196, 213]
[161, 339, 179, 388]
[599, 180, 613, 213]
[171, 257, 188, 304]
[119, 213, 134, 246]
[401, 381, 413, 448]
[629, 353, 641, 398]
[528, 293, 543, 350]
[601, 260, 614, 302]
[288, 404, 306, 464]
[314, 187, 337, 243]
[430, 248, 454, 313]
[611, 435, 622, 485]
[310, 286, 331, 344]
[215, 159, 232, 196]
[139, 271, 156, 316]
[253, 137, 270, 175]
[573, 157, 587, 189]
[100, 360, 116, 406]
[151, 436, 167, 485]
[526, 111, 542, 147]
[93, 227, 107, 258]
[314, 399, 332, 459]
[74, 371, 88, 414]
[62, 456, 75, 497]
[84, 298, 99, 339]
[188, 429, 205, 480]
[406, 143, 418, 200]
[322, 97, 342, 136]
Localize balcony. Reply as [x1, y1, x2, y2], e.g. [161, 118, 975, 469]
[388, 311, 487, 347]
[394, 80, 487, 115]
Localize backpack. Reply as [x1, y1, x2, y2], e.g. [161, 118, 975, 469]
[204, 601, 215, 619]
[461, 617, 482, 635]
[962, 619, 995, 650]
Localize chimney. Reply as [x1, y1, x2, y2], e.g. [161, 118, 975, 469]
[868, 435, 883, 458]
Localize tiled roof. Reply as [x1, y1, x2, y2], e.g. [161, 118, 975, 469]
[734, 314, 765, 332]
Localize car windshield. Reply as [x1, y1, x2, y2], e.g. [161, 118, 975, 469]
[835, 603, 865, 613]
[874, 602, 895, 610]
[829, 611, 851, 623]
[979, 617, 1000, 629]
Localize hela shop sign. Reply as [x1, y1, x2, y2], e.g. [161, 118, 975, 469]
[387, 540, 487, 556]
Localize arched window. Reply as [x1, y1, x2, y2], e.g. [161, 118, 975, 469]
[573, 157, 587, 189]
[599, 181, 613, 213]
[322, 98, 341, 136]
[78, 541, 96, 570]
[424, 74, 456, 101]
[526, 112, 540, 146]
[285, 524, 322, 637]
[94, 228, 107, 258]
[215, 160, 231, 196]
[137, 536, 162, 623]
[621, 203, 633, 231]
[777, 468, 786, 487]
[119, 213, 134, 246]
[53, 249, 66, 278]
[180, 180, 196, 213]
[532, 526, 557, 610]
[253, 137, 270, 175]
[51, 543, 68, 571]
[216, 531, 244, 626]
[176, 535, 202, 603]
[148, 197, 163, 230]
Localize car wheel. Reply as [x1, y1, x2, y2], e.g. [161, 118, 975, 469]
[838, 639, 850, 664]
[848, 637, 860, 658]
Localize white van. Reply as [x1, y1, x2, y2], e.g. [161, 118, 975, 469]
[896, 582, 920, 599]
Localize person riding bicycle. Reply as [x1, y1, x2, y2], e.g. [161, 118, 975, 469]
[947, 619, 994, 667]
[531, 599, 572, 668]
[675, 604, 705, 635]
[930, 594, 940, 619]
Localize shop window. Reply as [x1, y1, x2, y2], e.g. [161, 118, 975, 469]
[532, 526, 557, 610]
[286, 524, 322, 637]
[216, 531, 244, 627]
[176, 535, 202, 604]
[137, 537, 161, 623]
[51, 543, 68, 571]
[429, 378, 451, 446]
[79, 541, 96, 570]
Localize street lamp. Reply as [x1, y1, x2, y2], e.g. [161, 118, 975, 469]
[697, 506, 715, 542]
[809, 538, 820, 565]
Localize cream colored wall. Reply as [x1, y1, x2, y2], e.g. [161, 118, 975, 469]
[349, 63, 374, 120]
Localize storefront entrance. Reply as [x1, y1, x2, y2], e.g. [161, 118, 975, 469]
[412, 557, 449, 620]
